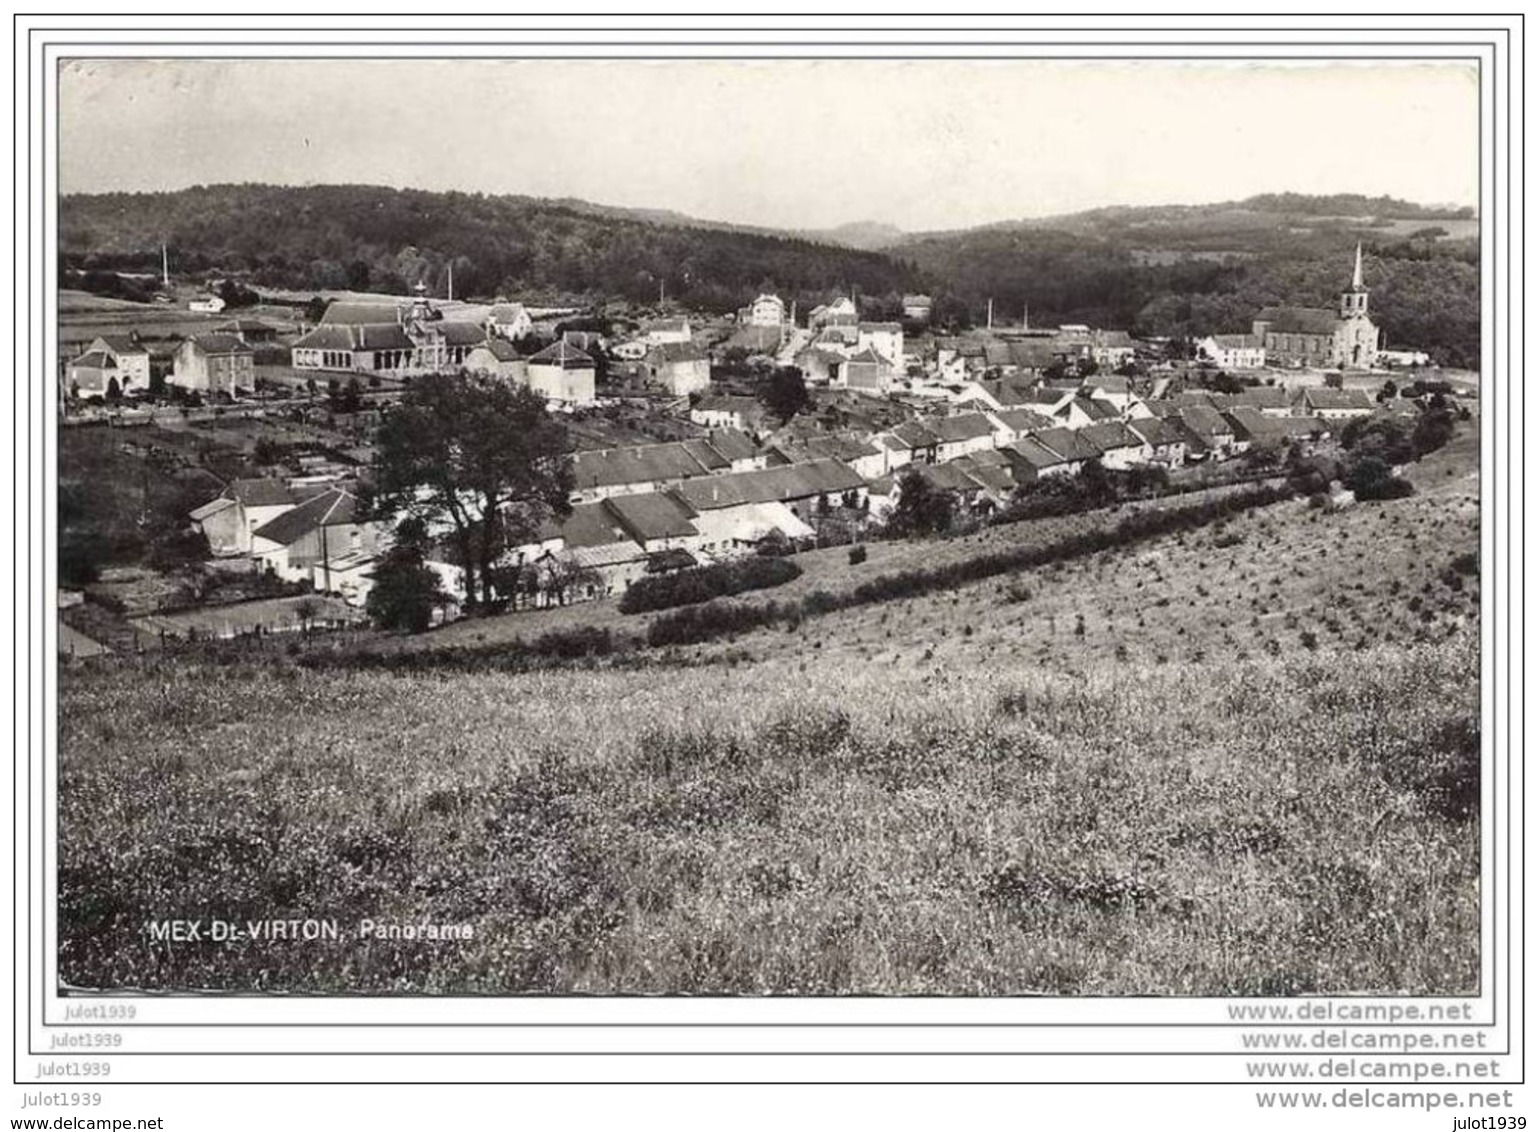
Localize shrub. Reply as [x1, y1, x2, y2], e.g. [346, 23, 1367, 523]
[618, 557, 801, 615]
[848, 544, 868, 566]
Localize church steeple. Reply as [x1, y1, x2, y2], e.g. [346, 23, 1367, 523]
[1340, 244, 1369, 318]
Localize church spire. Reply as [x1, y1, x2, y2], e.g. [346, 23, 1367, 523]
[1352, 242, 1364, 290]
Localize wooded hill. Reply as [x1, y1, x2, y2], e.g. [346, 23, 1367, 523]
[57, 183, 924, 315]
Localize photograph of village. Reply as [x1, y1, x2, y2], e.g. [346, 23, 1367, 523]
[55, 59, 1481, 996]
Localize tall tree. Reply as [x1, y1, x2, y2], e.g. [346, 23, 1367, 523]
[372, 373, 573, 608]
[760, 366, 810, 425]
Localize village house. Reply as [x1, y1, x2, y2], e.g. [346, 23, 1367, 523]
[1224, 406, 1331, 451]
[857, 322, 905, 368]
[63, 350, 122, 400]
[766, 433, 887, 479]
[1126, 416, 1189, 466]
[525, 339, 598, 405]
[644, 341, 711, 396]
[1292, 386, 1376, 420]
[793, 345, 848, 385]
[690, 394, 768, 434]
[1198, 333, 1267, 370]
[75, 335, 152, 394]
[188, 294, 226, 313]
[250, 488, 379, 585]
[172, 333, 256, 397]
[1079, 420, 1147, 470]
[671, 458, 867, 533]
[215, 319, 281, 347]
[1079, 372, 1135, 412]
[841, 347, 895, 395]
[1003, 434, 1078, 482]
[570, 440, 722, 504]
[641, 317, 692, 347]
[874, 419, 942, 469]
[746, 293, 787, 328]
[808, 296, 858, 330]
[902, 294, 934, 322]
[485, 302, 534, 342]
[1220, 385, 1293, 416]
[983, 407, 1058, 446]
[931, 412, 999, 463]
[463, 338, 528, 383]
[1032, 427, 1102, 473]
[1175, 404, 1239, 459]
[189, 477, 297, 556]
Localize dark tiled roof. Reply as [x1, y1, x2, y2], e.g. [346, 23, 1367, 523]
[1177, 404, 1235, 439]
[320, 302, 403, 326]
[189, 334, 254, 355]
[1127, 417, 1186, 448]
[1255, 306, 1339, 336]
[1300, 388, 1374, 411]
[225, 478, 294, 508]
[603, 492, 700, 543]
[672, 459, 865, 510]
[252, 489, 357, 546]
[648, 341, 708, 364]
[1007, 435, 1070, 470]
[704, 428, 760, 463]
[571, 443, 712, 492]
[1033, 427, 1100, 463]
[932, 413, 997, 443]
[528, 339, 595, 369]
[69, 350, 116, 370]
[1080, 421, 1142, 452]
[471, 339, 522, 362]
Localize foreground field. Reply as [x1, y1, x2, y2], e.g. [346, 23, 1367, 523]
[59, 627, 1478, 995]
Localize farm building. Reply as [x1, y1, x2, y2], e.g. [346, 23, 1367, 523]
[525, 339, 598, 406]
[190, 478, 298, 557]
[463, 339, 528, 383]
[1293, 387, 1376, 420]
[172, 334, 256, 397]
[690, 395, 768, 434]
[644, 341, 711, 396]
[250, 488, 380, 584]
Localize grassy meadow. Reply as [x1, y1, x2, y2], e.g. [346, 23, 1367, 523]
[58, 478, 1481, 995]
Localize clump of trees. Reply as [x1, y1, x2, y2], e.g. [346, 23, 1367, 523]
[372, 372, 573, 609]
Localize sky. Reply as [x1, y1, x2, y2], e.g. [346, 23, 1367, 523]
[59, 58, 1479, 232]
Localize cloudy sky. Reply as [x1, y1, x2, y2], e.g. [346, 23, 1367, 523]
[59, 59, 1478, 232]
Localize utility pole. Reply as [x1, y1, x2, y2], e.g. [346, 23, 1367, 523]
[161, 243, 170, 290]
[987, 298, 994, 331]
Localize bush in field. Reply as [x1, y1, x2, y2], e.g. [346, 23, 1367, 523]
[848, 544, 868, 566]
[618, 557, 801, 615]
[1345, 455, 1416, 501]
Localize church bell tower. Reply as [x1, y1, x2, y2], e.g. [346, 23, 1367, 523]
[1339, 243, 1369, 319]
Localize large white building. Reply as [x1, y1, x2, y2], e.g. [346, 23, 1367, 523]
[291, 286, 485, 376]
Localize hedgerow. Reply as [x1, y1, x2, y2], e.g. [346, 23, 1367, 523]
[618, 557, 801, 615]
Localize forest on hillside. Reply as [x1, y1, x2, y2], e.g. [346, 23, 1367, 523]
[892, 216, 1479, 367]
[57, 184, 923, 314]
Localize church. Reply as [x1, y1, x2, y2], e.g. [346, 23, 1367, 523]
[1251, 245, 1381, 369]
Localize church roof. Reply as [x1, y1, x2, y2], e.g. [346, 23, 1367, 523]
[1255, 307, 1340, 336]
